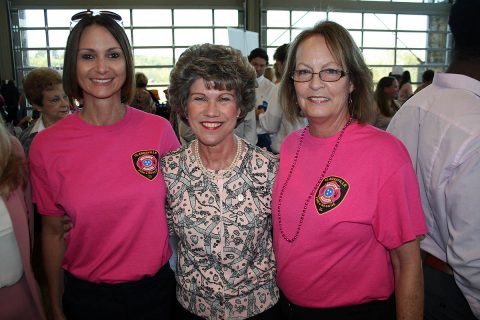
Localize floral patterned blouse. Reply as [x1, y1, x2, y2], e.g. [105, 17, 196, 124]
[160, 139, 279, 320]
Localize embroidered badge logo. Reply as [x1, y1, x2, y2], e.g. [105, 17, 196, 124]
[314, 176, 349, 214]
[132, 150, 159, 180]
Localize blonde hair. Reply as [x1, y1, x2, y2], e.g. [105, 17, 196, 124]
[0, 118, 27, 197]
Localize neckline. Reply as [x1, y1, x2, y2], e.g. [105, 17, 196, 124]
[193, 136, 243, 180]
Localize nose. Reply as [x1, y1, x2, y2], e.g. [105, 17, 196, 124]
[309, 72, 325, 90]
[95, 56, 108, 73]
[205, 100, 220, 117]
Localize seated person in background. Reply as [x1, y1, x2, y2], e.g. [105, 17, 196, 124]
[373, 76, 400, 130]
[19, 67, 70, 156]
[413, 69, 435, 94]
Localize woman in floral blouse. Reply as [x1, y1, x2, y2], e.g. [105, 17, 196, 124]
[161, 43, 280, 320]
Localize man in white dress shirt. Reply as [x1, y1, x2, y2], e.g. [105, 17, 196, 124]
[388, 1, 480, 318]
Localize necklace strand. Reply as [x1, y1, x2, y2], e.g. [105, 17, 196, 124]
[277, 118, 353, 243]
[194, 136, 242, 180]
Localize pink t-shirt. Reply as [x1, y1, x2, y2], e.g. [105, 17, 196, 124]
[30, 107, 180, 283]
[272, 121, 427, 308]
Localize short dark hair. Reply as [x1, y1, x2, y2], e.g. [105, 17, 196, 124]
[63, 13, 134, 104]
[248, 48, 269, 64]
[280, 20, 375, 124]
[169, 43, 256, 126]
[273, 44, 289, 63]
[449, 0, 480, 59]
[23, 67, 62, 107]
[422, 69, 434, 82]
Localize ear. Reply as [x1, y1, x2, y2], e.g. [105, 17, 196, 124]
[349, 81, 355, 94]
[237, 107, 241, 118]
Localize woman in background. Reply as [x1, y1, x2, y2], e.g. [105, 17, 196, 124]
[373, 76, 401, 130]
[0, 118, 46, 319]
[19, 67, 70, 156]
[398, 70, 413, 104]
[274, 21, 426, 320]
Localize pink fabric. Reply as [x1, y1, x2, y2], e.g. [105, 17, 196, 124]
[29, 107, 180, 283]
[0, 138, 45, 319]
[272, 121, 427, 308]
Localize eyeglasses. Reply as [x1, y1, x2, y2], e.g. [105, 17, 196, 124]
[70, 10, 123, 28]
[290, 68, 349, 82]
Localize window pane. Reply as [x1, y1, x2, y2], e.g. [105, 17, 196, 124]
[214, 10, 238, 26]
[397, 32, 427, 49]
[175, 48, 188, 62]
[266, 29, 290, 47]
[48, 30, 70, 47]
[23, 50, 48, 67]
[134, 48, 173, 66]
[267, 11, 290, 28]
[22, 30, 46, 48]
[396, 49, 426, 65]
[133, 29, 172, 46]
[20, 10, 45, 27]
[363, 49, 396, 65]
[214, 29, 230, 45]
[50, 50, 65, 69]
[398, 15, 428, 30]
[174, 29, 212, 46]
[132, 9, 172, 27]
[350, 31, 362, 48]
[363, 31, 396, 47]
[292, 11, 326, 28]
[174, 10, 212, 26]
[47, 9, 82, 27]
[364, 13, 396, 30]
[372, 67, 392, 84]
[328, 12, 362, 29]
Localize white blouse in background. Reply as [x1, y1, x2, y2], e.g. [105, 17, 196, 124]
[0, 197, 23, 288]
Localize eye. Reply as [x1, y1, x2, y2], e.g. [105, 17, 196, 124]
[323, 68, 341, 75]
[218, 95, 233, 102]
[80, 53, 94, 60]
[108, 51, 122, 59]
[192, 96, 206, 102]
[50, 97, 60, 103]
[297, 69, 312, 76]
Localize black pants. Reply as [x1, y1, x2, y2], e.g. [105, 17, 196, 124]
[63, 263, 176, 320]
[279, 292, 395, 320]
[424, 264, 476, 320]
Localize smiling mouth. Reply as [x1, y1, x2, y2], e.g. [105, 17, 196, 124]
[308, 96, 330, 102]
[92, 79, 113, 84]
[201, 122, 222, 129]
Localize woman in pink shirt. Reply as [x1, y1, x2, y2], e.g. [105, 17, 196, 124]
[273, 21, 427, 320]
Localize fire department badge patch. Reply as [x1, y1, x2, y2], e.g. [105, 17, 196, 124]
[314, 176, 349, 215]
[132, 150, 159, 180]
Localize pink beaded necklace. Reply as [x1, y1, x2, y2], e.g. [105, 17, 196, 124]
[277, 117, 353, 243]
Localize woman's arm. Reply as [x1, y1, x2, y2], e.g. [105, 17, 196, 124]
[390, 237, 423, 320]
[42, 215, 67, 320]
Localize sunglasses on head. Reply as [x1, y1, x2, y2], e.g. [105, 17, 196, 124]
[70, 9, 123, 28]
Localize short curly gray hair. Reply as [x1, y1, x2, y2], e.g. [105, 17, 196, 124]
[168, 43, 257, 126]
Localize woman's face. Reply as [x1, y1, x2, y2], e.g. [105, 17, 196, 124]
[76, 24, 126, 104]
[39, 83, 70, 126]
[383, 79, 399, 99]
[294, 34, 353, 126]
[187, 78, 240, 148]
